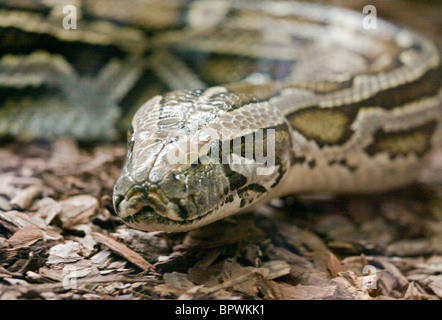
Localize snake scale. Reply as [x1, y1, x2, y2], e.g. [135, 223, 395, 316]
[1, 1, 441, 232]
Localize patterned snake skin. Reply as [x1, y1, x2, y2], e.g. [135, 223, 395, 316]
[0, 1, 441, 232]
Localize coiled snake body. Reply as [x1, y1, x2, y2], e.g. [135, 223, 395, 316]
[1, 1, 441, 232]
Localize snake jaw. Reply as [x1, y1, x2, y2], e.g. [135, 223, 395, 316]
[114, 177, 192, 223]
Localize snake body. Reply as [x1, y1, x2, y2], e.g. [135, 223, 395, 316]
[0, 1, 441, 232]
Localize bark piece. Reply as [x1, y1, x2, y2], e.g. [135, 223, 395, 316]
[115, 229, 169, 263]
[262, 260, 291, 280]
[47, 241, 82, 264]
[7, 225, 44, 247]
[35, 198, 62, 226]
[163, 272, 194, 288]
[278, 282, 338, 300]
[387, 239, 434, 257]
[0, 210, 47, 230]
[59, 195, 98, 228]
[9, 185, 42, 210]
[422, 275, 442, 298]
[93, 232, 155, 271]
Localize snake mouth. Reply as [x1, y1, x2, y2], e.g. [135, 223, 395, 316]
[114, 184, 204, 226]
[140, 205, 155, 213]
[114, 187, 166, 218]
[121, 202, 214, 232]
[119, 189, 251, 232]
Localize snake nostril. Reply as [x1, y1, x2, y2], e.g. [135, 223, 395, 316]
[113, 195, 124, 216]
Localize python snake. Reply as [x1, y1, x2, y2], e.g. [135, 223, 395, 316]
[0, 1, 441, 232]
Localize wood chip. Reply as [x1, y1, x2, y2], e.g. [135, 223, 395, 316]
[36, 198, 62, 226]
[59, 195, 99, 228]
[403, 281, 432, 300]
[7, 225, 44, 247]
[93, 232, 155, 271]
[163, 272, 194, 288]
[262, 260, 291, 280]
[9, 185, 42, 210]
[278, 282, 338, 300]
[423, 275, 442, 298]
[115, 229, 169, 262]
[324, 251, 346, 278]
[41, 172, 69, 193]
[387, 239, 434, 257]
[47, 241, 82, 264]
[0, 210, 47, 230]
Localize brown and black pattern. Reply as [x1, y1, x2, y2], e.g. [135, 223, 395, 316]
[283, 63, 440, 147]
[354, 66, 440, 111]
[286, 105, 359, 146]
[365, 120, 438, 158]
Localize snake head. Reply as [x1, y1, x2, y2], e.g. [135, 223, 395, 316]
[113, 87, 293, 232]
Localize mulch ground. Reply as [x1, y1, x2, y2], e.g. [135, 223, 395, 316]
[0, 139, 441, 300]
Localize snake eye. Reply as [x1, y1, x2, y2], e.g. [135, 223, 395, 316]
[127, 125, 134, 151]
[128, 137, 134, 152]
[127, 125, 134, 139]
